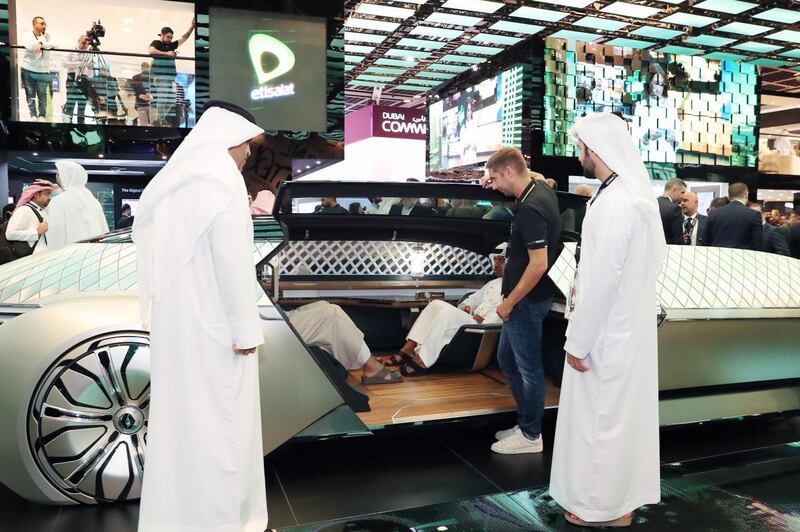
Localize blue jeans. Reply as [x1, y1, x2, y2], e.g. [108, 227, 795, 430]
[497, 297, 551, 440]
[21, 68, 49, 118]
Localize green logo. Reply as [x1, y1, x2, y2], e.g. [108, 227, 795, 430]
[248, 34, 295, 85]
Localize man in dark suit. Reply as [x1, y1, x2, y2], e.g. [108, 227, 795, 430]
[679, 191, 707, 246]
[789, 222, 800, 259]
[389, 197, 437, 216]
[657, 178, 685, 245]
[750, 203, 790, 256]
[705, 183, 762, 250]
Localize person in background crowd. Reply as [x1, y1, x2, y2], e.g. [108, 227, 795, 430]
[750, 202, 790, 256]
[657, 178, 685, 245]
[481, 147, 561, 455]
[561, 184, 593, 233]
[446, 198, 484, 218]
[680, 191, 707, 246]
[551, 112, 665, 529]
[5, 182, 57, 255]
[286, 301, 403, 384]
[249, 189, 275, 215]
[130, 62, 153, 126]
[389, 197, 437, 216]
[47, 161, 109, 248]
[317, 197, 348, 214]
[365, 197, 382, 214]
[707, 196, 729, 215]
[2, 204, 14, 222]
[348, 202, 363, 215]
[387, 244, 506, 376]
[62, 34, 92, 124]
[790, 220, 800, 260]
[545, 178, 558, 190]
[705, 183, 761, 251]
[148, 19, 195, 125]
[116, 203, 134, 229]
[21, 16, 56, 121]
[483, 200, 515, 222]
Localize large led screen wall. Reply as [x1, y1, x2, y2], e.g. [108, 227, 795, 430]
[543, 38, 758, 168]
[428, 65, 523, 171]
[759, 94, 800, 176]
[209, 7, 327, 132]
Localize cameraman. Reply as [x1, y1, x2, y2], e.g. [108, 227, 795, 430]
[148, 19, 195, 126]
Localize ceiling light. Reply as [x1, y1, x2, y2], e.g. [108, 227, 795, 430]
[684, 35, 735, 47]
[345, 44, 375, 54]
[660, 13, 719, 27]
[345, 31, 387, 44]
[733, 42, 782, 53]
[601, 2, 660, 19]
[703, 51, 746, 61]
[489, 21, 544, 35]
[316, 160, 321, 164]
[753, 8, 800, 24]
[510, 6, 568, 22]
[550, 29, 603, 42]
[396, 37, 447, 50]
[455, 44, 503, 55]
[574, 16, 628, 32]
[779, 50, 800, 59]
[604, 38, 656, 49]
[715, 22, 770, 36]
[657, 45, 703, 55]
[693, 0, 757, 15]
[471, 65, 478, 71]
[532, 0, 592, 7]
[98, 154, 104, 158]
[441, 54, 486, 64]
[305, 165, 311, 169]
[630, 26, 683, 40]
[355, 3, 416, 18]
[410, 26, 463, 39]
[441, 0, 503, 13]
[747, 58, 791, 67]
[471, 33, 522, 46]
[32, 152, 38, 156]
[345, 17, 400, 32]
[425, 12, 483, 26]
[767, 30, 800, 44]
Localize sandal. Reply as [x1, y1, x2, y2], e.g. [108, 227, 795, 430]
[399, 358, 435, 377]
[361, 366, 403, 385]
[564, 512, 632, 528]
[383, 353, 412, 367]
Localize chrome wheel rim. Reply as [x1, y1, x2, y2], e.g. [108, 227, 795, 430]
[28, 334, 150, 504]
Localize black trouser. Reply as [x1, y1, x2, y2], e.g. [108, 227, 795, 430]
[63, 72, 89, 123]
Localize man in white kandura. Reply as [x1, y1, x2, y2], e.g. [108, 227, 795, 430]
[388, 244, 505, 376]
[47, 160, 109, 248]
[550, 113, 666, 528]
[133, 101, 268, 532]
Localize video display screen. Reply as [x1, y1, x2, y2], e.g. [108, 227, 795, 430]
[428, 65, 523, 171]
[209, 7, 327, 132]
[543, 38, 758, 168]
[759, 94, 800, 176]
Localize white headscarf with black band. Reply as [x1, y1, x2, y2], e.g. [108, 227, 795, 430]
[570, 113, 666, 272]
[132, 105, 264, 322]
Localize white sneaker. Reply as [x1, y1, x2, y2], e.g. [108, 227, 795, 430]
[491, 431, 543, 454]
[495, 425, 520, 440]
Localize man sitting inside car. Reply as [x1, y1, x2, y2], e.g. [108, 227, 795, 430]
[386, 244, 506, 376]
[286, 301, 403, 384]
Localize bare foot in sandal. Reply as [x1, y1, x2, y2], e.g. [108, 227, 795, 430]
[564, 512, 632, 528]
[361, 357, 403, 384]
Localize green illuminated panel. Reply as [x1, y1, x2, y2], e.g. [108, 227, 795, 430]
[345, 55, 364, 63]
[345, 18, 399, 32]
[657, 45, 703, 55]
[355, 74, 397, 83]
[489, 21, 544, 34]
[410, 26, 463, 39]
[344, 44, 374, 54]
[441, 54, 486, 64]
[509, 6, 568, 22]
[574, 16, 628, 32]
[404, 78, 441, 86]
[394, 84, 431, 92]
[601, 2, 660, 18]
[704, 51, 746, 61]
[396, 38, 447, 50]
[732, 42, 782, 53]
[471, 33, 522, 46]
[425, 12, 483, 26]
[779, 49, 800, 59]
[550, 29, 602, 42]
[768, 30, 800, 44]
[685, 35, 735, 47]
[375, 58, 417, 67]
[384, 49, 431, 59]
[535, 0, 593, 6]
[693, 0, 757, 14]
[355, 3, 415, 18]
[442, 0, 503, 13]
[349, 80, 388, 88]
[365, 66, 407, 75]
[455, 44, 503, 55]
[715, 22, 770, 36]
[605, 38, 656, 49]
[417, 71, 457, 79]
[753, 8, 800, 24]
[344, 31, 386, 44]
[428, 63, 471, 73]
[630, 26, 683, 40]
[661, 13, 719, 27]
[747, 58, 791, 67]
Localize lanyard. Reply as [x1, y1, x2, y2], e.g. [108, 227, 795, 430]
[588, 173, 618, 206]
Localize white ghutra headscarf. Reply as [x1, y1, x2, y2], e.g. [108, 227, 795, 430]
[132, 105, 264, 322]
[48, 160, 110, 248]
[570, 112, 667, 273]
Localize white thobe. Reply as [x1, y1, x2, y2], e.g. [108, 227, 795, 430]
[408, 278, 502, 367]
[47, 190, 109, 248]
[287, 301, 371, 370]
[5, 203, 49, 254]
[550, 185, 661, 522]
[138, 182, 267, 532]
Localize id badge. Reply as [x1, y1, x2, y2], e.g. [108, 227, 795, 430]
[565, 270, 578, 320]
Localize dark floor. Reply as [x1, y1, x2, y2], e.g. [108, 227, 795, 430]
[1, 411, 799, 532]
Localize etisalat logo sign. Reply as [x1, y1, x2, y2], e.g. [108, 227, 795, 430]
[248, 34, 296, 101]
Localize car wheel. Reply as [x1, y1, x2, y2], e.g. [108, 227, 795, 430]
[27, 333, 150, 504]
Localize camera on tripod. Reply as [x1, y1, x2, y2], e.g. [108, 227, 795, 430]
[85, 20, 105, 50]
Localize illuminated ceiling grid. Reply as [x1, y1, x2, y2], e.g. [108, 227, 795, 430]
[343, 0, 800, 111]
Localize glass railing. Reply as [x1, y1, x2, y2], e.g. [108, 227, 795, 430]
[7, 46, 197, 127]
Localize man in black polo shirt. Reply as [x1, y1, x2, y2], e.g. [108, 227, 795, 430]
[482, 147, 561, 454]
[148, 19, 195, 125]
